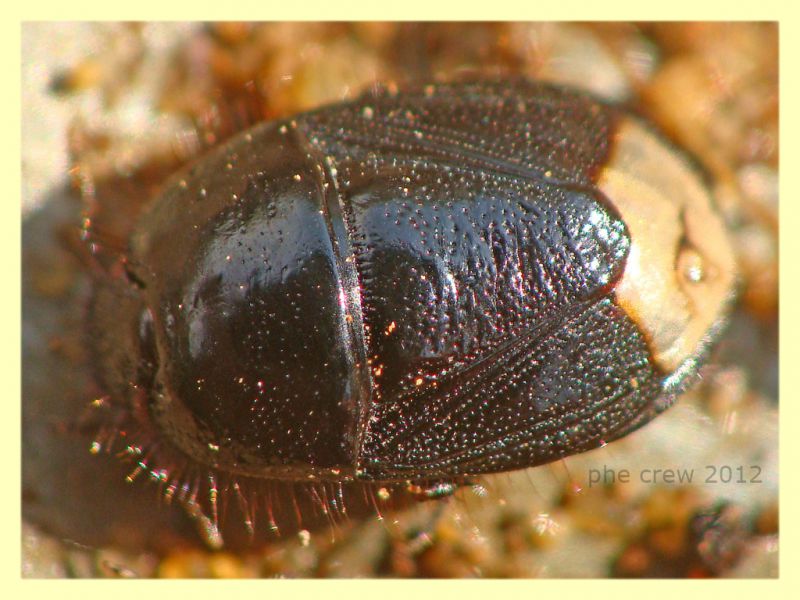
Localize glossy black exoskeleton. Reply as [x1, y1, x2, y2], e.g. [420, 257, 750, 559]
[89, 80, 735, 493]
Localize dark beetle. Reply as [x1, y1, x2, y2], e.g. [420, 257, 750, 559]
[89, 80, 735, 492]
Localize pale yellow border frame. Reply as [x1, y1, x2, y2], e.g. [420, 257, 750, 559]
[8, 1, 795, 596]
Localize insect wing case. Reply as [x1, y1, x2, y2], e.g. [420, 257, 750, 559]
[116, 81, 733, 485]
[304, 81, 658, 481]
